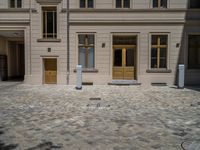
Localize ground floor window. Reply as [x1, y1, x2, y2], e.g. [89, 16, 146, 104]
[188, 35, 200, 69]
[78, 34, 95, 68]
[151, 35, 168, 69]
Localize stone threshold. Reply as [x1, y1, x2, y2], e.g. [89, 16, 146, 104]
[108, 80, 141, 86]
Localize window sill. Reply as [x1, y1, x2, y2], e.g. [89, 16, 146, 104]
[37, 38, 61, 42]
[146, 69, 172, 73]
[74, 68, 99, 73]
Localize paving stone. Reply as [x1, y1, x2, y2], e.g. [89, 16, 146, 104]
[0, 82, 200, 149]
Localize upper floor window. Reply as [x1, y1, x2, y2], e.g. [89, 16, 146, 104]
[78, 34, 95, 68]
[80, 0, 94, 8]
[42, 7, 57, 39]
[9, 0, 22, 8]
[116, 0, 130, 8]
[151, 35, 168, 69]
[153, 0, 167, 8]
[188, 35, 200, 69]
[189, 0, 200, 9]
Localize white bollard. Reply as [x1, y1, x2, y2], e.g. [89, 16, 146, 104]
[76, 65, 82, 90]
[178, 64, 185, 89]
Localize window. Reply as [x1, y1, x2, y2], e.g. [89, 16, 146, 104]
[9, 0, 22, 8]
[189, 0, 200, 9]
[80, 0, 94, 8]
[188, 35, 200, 69]
[116, 0, 130, 8]
[42, 7, 57, 39]
[78, 34, 95, 68]
[153, 0, 167, 8]
[151, 35, 168, 69]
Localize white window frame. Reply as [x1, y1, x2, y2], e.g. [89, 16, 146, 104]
[114, 0, 132, 9]
[79, 0, 96, 8]
[150, 0, 169, 9]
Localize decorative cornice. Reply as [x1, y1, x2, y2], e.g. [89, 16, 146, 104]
[35, 0, 62, 5]
[68, 8, 188, 13]
[0, 8, 36, 13]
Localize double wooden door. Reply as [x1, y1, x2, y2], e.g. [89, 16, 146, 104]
[113, 46, 135, 80]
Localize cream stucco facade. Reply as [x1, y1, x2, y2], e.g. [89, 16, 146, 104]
[0, 0, 200, 85]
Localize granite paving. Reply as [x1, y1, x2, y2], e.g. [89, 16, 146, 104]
[0, 82, 200, 150]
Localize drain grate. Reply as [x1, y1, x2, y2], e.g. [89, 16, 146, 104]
[89, 98, 101, 101]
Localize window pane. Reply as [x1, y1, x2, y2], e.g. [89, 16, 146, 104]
[80, 0, 86, 8]
[161, 0, 167, 8]
[114, 49, 122, 66]
[87, 35, 94, 45]
[160, 58, 167, 68]
[124, 0, 130, 8]
[47, 12, 54, 37]
[10, 0, 15, 8]
[54, 12, 57, 38]
[160, 48, 167, 68]
[153, 0, 159, 8]
[116, 0, 122, 8]
[78, 35, 85, 44]
[190, 0, 200, 8]
[88, 0, 94, 8]
[88, 47, 94, 68]
[151, 59, 157, 68]
[113, 36, 136, 45]
[151, 35, 158, 45]
[126, 49, 134, 66]
[17, 0, 22, 8]
[160, 35, 168, 45]
[188, 35, 200, 69]
[151, 48, 158, 68]
[79, 47, 86, 68]
[43, 11, 46, 38]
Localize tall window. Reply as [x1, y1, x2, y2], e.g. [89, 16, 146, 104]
[80, 0, 94, 8]
[189, 0, 200, 9]
[42, 7, 57, 39]
[151, 35, 168, 69]
[116, 0, 130, 8]
[78, 34, 95, 68]
[188, 35, 200, 69]
[9, 0, 22, 8]
[153, 0, 167, 8]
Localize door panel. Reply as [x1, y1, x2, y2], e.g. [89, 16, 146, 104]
[44, 59, 57, 84]
[113, 47, 135, 80]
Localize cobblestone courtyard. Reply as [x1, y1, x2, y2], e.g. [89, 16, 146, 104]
[0, 82, 200, 150]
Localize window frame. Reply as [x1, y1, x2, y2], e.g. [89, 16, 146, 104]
[79, 0, 95, 8]
[187, 34, 200, 70]
[151, 0, 168, 9]
[149, 33, 170, 70]
[78, 33, 96, 69]
[42, 6, 57, 39]
[114, 0, 132, 9]
[9, 0, 22, 8]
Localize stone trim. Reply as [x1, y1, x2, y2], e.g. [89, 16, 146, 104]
[37, 39, 61, 42]
[0, 8, 36, 13]
[146, 69, 172, 73]
[36, 0, 62, 5]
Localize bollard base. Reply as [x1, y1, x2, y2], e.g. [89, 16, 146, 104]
[76, 87, 82, 90]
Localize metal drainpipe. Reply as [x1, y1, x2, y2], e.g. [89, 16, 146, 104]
[29, 0, 32, 75]
[67, 0, 70, 84]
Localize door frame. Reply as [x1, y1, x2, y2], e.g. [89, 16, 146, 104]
[111, 33, 139, 80]
[42, 57, 58, 84]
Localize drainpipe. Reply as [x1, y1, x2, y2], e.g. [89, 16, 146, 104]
[29, 0, 32, 75]
[66, 0, 70, 84]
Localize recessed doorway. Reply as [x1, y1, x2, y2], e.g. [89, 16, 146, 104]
[43, 58, 57, 84]
[113, 35, 137, 80]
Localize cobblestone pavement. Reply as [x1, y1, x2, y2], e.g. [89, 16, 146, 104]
[0, 82, 200, 150]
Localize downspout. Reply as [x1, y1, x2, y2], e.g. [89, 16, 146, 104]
[29, 0, 32, 75]
[67, 0, 70, 84]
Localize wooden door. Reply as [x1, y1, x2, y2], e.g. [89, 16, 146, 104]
[44, 59, 57, 84]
